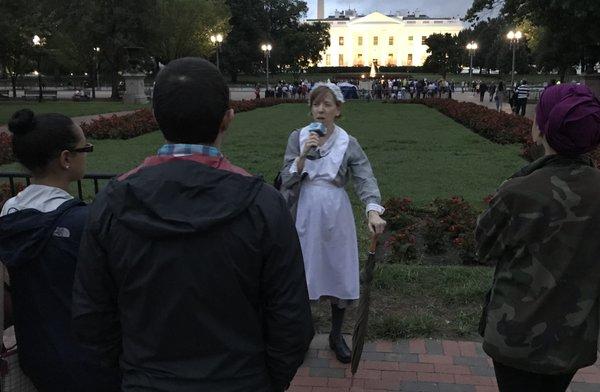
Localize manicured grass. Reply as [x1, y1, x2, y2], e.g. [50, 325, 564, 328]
[2, 102, 526, 210]
[0, 101, 149, 125]
[311, 264, 493, 339]
[1, 102, 521, 339]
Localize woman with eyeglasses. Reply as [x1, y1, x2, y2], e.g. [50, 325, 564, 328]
[0, 109, 119, 392]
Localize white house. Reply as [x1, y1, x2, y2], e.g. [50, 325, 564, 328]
[307, 9, 464, 67]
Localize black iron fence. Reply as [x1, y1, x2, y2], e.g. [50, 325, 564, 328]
[0, 172, 116, 199]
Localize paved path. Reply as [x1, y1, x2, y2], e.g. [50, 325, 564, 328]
[451, 91, 535, 120]
[290, 334, 600, 391]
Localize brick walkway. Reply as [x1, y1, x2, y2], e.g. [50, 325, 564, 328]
[290, 334, 600, 392]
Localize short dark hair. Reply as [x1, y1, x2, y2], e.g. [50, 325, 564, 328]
[8, 109, 79, 173]
[152, 57, 229, 144]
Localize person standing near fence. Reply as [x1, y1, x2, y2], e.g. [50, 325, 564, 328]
[516, 80, 530, 116]
[72, 57, 313, 392]
[0, 109, 119, 392]
[476, 84, 600, 392]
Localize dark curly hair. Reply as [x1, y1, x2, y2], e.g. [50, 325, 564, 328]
[8, 109, 79, 173]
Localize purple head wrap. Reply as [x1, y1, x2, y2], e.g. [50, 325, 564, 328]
[535, 84, 600, 155]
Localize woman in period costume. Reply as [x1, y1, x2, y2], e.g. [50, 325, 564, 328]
[279, 82, 386, 363]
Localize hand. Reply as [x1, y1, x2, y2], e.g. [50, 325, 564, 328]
[301, 133, 320, 157]
[368, 211, 386, 234]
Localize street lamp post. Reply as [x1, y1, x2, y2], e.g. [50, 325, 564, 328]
[261, 43, 272, 96]
[92, 47, 100, 99]
[506, 30, 522, 88]
[466, 42, 478, 79]
[32, 35, 44, 102]
[210, 34, 223, 71]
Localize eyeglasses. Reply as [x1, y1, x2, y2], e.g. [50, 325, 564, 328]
[70, 143, 94, 153]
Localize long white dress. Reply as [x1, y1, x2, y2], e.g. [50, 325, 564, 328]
[291, 125, 360, 300]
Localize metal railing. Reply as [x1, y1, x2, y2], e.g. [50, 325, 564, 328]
[0, 172, 116, 199]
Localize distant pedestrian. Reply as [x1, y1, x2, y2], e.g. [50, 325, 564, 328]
[479, 82, 488, 102]
[495, 81, 505, 111]
[515, 80, 530, 116]
[489, 84, 496, 102]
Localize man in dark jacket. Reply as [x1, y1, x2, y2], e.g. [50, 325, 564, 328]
[72, 57, 314, 392]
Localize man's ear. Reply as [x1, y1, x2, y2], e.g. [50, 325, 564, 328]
[219, 108, 235, 134]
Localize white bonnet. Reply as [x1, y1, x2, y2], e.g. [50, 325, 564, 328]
[310, 82, 345, 104]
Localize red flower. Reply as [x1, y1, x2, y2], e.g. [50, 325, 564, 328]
[452, 237, 465, 247]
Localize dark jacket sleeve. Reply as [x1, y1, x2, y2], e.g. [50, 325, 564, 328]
[72, 203, 121, 368]
[259, 190, 314, 391]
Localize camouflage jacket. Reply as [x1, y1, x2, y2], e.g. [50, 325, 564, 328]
[476, 154, 600, 374]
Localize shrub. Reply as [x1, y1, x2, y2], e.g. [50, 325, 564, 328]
[383, 197, 418, 263]
[383, 197, 415, 231]
[431, 197, 478, 264]
[382, 196, 481, 265]
[423, 218, 446, 255]
[0, 133, 14, 165]
[0, 182, 25, 211]
[80, 109, 158, 140]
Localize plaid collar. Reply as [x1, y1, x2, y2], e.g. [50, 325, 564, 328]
[157, 144, 222, 158]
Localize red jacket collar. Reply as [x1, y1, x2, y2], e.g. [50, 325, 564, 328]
[118, 154, 252, 181]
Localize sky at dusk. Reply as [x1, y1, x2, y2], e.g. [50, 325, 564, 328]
[306, 0, 474, 19]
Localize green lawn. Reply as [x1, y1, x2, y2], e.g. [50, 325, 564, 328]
[1, 101, 523, 339]
[0, 101, 149, 125]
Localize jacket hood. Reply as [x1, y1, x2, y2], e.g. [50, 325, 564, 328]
[105, 159, 264, 238]
[0, 199, 84, 268]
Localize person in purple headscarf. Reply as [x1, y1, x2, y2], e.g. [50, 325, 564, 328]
[475, 84, 600, 392]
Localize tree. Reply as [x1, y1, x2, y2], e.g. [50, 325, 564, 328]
[68, 0, 158, 99]
[0, 0, 51, 97]
[423, 33, 463, 79]
[221, 0, 266, 82]
[149, 0, 230, 65]
[466, 0, 600, 75]
[221, 0, 330, 82]
[274, 22, 329, 76]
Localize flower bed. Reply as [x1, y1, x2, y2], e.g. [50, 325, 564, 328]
[0, 182, 25, 210]
[388, 98, 600, 164]
[0, 133, 14, 166]
[383, 196, 481, 266]
[0, 98, 306, 164]
[81, 109, 158, 140]
[81, 98, 306, 140]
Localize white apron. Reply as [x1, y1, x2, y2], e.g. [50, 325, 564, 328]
[294, 125, 359, 300]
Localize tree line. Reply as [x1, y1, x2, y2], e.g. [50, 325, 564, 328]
[0, 0, 330, 98]
[422, 0, 599, 81]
